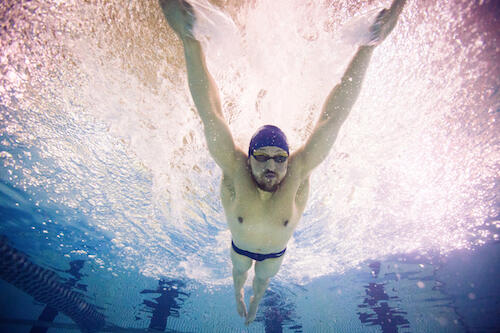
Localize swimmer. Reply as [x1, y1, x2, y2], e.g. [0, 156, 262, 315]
[159, 0, 406, 325]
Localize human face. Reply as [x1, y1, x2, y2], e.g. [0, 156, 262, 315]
[249, 146, 288, 192]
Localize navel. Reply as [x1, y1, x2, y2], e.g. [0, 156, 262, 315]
[284, 220, 289, 227]
[238, 216, 243, 223]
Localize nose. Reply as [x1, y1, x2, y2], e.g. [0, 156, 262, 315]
[265, 158, 276, 169]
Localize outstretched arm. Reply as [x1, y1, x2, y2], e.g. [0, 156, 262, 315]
[159, 0, 240, 173]
[293, 0, 406, 177]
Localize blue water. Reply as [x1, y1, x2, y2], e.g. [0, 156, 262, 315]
[1, 201, 499, 332]
[1, 0, 499, 332]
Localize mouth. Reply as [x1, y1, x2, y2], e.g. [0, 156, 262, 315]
[264, 171, 276, 179]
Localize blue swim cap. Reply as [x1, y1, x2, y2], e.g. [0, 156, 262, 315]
[248, 125, 289, 157]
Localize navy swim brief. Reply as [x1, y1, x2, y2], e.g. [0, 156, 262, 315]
[231, 240, 286, 261]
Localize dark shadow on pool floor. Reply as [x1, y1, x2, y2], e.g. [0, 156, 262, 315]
[1, 231, 499, 332]
[141, 279, 189, 331]
[357, 261, 410, 333]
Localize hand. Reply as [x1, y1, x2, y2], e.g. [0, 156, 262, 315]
[159, 0, 196, 40]
[367, 0, 406, 46]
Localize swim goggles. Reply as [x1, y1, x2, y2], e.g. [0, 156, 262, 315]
[252, 151, 288, 163]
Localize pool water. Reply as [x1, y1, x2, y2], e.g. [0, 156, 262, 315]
[1, 0, 499, 332]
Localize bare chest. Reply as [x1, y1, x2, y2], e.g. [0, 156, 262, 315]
[229, 194, 297, 228]
[220, 174, 309, 252]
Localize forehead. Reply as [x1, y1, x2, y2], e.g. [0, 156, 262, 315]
[253, 146, 288, 155]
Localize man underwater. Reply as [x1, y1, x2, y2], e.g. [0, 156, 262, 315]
[159, 0, 406, 325]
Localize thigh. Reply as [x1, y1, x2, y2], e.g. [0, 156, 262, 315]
[230, 247, 253, 273]
[254, 255, 285, 280]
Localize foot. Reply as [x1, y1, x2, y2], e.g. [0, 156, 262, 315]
[235, 293, 247, 318]
[245, 296, 258, 325]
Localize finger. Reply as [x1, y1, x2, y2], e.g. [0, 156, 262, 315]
[389, 0, 407, 17]
[370, 9, 386, 35]
[375, 8, 388, 23]
[180, 0, 195, 16]
[158, 0, 168, 11]
[159, 0, 180, 14]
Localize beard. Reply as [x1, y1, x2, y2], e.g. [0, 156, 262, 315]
[252, 172, 280, 192]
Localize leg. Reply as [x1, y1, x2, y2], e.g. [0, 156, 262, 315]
[230, 247, 252, 317]
[245, 255, 285, 325]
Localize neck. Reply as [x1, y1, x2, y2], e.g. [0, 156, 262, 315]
[256, 187, 273, 201]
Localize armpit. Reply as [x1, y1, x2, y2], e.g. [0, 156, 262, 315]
[220, 176, 236, 201]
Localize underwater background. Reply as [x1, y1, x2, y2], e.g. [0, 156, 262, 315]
[1, 0, 499, 331]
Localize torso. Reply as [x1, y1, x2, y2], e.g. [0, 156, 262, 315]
[221, 151, 310, 254]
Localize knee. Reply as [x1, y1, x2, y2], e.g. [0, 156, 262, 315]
[254, 275, 271, 286]
[252, 275, 271, 295]
[254, 269, 276, 282]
